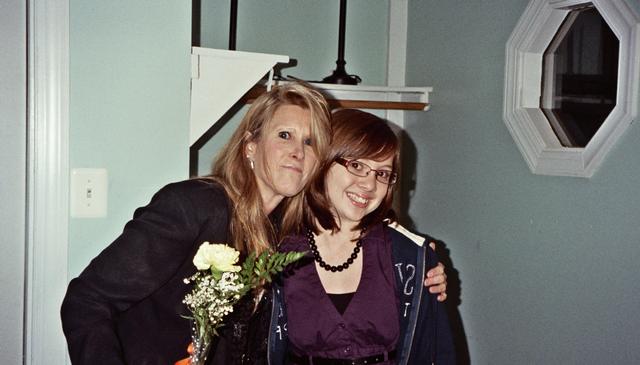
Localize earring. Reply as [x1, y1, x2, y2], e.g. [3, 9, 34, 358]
[245, 154, 255, 170]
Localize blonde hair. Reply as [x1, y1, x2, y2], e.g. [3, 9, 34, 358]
[211, 82, 331, 255]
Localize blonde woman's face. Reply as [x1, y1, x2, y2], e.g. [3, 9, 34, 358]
[246, 104, 317, 208]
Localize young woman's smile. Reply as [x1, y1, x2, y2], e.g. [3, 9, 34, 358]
[326, 156, 394, 228]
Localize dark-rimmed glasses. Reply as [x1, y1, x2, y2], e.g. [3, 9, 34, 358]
[335, 158, 398, 185]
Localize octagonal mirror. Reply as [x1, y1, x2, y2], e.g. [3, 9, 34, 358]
[541, 5, 619, 148]
[504, 0, 640, 177]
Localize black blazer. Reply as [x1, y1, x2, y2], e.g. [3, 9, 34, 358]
[61, 179, 231, 364]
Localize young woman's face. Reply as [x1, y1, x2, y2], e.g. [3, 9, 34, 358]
[325, 155, 394, 229]
[246, 104, 317, 206]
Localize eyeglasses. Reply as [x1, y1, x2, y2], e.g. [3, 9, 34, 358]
[335, 158, 398, 185]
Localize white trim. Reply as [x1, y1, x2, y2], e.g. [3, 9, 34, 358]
[387, 222, 426, 247]
[25, 0, 70, 363]
[387, 0, 408, 88]
[503, 0, 640, 177]
[386, 0, 409, 128]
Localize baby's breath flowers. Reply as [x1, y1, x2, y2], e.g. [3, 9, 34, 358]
[178, 241, 305, 365]
[183, 271, 243, 337]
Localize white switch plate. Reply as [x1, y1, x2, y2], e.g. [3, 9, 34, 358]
[70, 168, 108, 218]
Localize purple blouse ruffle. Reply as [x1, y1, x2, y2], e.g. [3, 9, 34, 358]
[280, 224, 399, 363]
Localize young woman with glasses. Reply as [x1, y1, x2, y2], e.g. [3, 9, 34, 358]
[269, 109, 455, 365]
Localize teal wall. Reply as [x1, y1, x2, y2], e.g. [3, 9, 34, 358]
[0, 0, 26, 362]
[196, 0, 389, 174]
[67, 1, 388, 281]
[405, 0, 640, 363]
[68, 0, 192, 277]
[200, 0, 388, 84]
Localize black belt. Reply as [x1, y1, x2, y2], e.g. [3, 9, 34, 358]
[288, 350, 396, 365]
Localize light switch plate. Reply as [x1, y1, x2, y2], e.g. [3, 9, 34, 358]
[70, 168, 108, 218]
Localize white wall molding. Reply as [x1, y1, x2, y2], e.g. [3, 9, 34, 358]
[26, 0, 70, 363]
[387, 0, 408, 88]
[503, 0, 640, 177]
[386, 0, 409, 128]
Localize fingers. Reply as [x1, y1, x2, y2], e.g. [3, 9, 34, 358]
[426, 262, 445, 278]
[424, 261, 448, 301]
[424, 264, 447, 287]
[424, 271, 446, 286]
[425, 242, 449, 302]
[437, 292, 447, 302]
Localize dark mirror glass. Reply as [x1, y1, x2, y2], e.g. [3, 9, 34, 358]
[541, 5, 619, 147]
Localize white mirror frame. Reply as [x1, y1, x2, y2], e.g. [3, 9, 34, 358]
[503, 0, 640, 177]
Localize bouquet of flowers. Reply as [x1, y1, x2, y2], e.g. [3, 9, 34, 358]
[175, 242, 305, 365]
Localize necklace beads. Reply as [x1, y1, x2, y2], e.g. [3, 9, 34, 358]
[306, 228, 363, 273]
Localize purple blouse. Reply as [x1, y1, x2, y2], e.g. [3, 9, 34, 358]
[280, 224, 399, 363]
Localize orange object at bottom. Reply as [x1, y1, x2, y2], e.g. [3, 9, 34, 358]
[174, 343, 194, 365]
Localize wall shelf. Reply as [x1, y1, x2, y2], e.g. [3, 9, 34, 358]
[190, 47, 289, 146]
[190, 46, 434, 150]
[243, 82, 432, 111]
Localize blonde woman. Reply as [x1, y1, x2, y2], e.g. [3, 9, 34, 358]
[61, 83, 331, 364]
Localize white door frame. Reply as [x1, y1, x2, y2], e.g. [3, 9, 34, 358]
[25, 0, 70, 363]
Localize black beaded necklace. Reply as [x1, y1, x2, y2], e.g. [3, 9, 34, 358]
[306, 228, 363, 272]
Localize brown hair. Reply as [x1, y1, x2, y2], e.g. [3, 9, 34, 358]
[304, 109, 400, 234]
[211, 82, 331, 255]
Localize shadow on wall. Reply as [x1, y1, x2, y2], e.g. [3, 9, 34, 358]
[190, 101, 246, 177]
[432, 238, 470, 365]
[397, 129, 470, 365]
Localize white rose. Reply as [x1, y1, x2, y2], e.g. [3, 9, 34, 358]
[193, 242, 241, 272]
